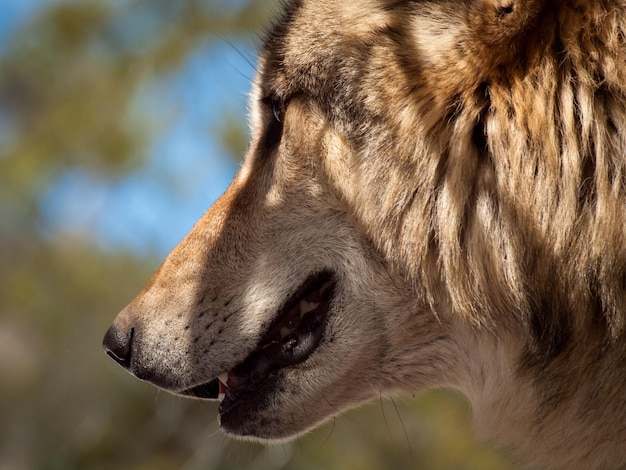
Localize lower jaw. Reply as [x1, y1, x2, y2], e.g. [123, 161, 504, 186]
[175, 376, 276, 437]
[180, 272, 335, 400]
[218, 369, 278, 414]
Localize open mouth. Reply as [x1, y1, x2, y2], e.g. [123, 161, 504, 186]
[179, 271, 335, 414]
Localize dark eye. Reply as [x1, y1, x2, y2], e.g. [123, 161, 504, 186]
[262, 95, 288, 149]
[272, 97, 286, 123]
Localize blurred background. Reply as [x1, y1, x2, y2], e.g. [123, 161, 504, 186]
[0, 1, 514, 468]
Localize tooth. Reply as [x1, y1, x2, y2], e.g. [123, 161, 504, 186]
[299, 300, 319, 316]
[217, 373, 228, 402]
[281, 327, 292, 338]
[320, 281, 331, 295]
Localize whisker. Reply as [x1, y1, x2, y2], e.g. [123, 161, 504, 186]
[391, 396, 414, 464]
[221, 36, 258, 76]
[318, 415, 336, 449]
[379, 391, 392, 437]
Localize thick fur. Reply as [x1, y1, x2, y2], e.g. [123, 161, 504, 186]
[105, 1, 626, 468]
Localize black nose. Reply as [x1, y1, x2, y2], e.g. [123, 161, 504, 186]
[102, 324, 133, 369]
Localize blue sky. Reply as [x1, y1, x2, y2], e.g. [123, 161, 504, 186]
[4, 1, 259, 256]
[0, 0, 55, 45]
[77, 42, 251, 255]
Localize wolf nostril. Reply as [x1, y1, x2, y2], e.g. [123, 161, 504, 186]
[102, 324, 134, 369]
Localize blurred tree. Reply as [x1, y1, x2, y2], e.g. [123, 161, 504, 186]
[0, 1, 274, 468]
[0, 0, 272, 241]
[0, 1, 513, 469]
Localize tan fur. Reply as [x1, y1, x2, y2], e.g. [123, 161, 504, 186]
[104, 0, 626, 467]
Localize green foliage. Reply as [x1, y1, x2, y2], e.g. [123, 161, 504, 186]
[0, 1, 514, 468]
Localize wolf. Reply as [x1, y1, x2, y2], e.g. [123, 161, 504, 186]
[103, 0, 626, 467]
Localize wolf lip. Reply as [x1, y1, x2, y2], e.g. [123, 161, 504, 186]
[179, 378, 221, 399]
[179, 271, 335, 406]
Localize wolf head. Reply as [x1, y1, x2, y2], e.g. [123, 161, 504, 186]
[104, 0, 626, 466]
